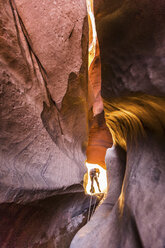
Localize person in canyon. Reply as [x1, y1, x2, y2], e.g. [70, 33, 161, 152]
[84, 1, 165, 196]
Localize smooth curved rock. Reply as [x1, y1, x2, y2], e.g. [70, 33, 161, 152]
[71, 138, 165, 248]
[70, 146, 126, 248]
[1, 0, 165, 247]
[70, 1, 165, 247]
[0, 0, 88, 200]
[0, 0, 90, 247]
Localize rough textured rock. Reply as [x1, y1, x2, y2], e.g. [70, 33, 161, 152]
[0, 0, 91, 247]
[94, 0, 165, 99]
[0, 192, 90, 248]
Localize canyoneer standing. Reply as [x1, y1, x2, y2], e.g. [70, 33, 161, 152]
[85, 0, 113, 195]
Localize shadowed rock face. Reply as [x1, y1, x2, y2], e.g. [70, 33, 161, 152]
[70, 0, 165, 247]
[0, 192, 90, 248]
[0, 0, 92, 247]
[94, 0, 165, 99]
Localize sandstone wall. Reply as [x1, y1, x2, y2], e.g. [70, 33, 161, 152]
[70, 1, 165, 247]
[0, 0, 90, 247]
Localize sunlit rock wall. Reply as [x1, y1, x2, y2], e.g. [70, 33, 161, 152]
[70, 0, 165, 247]
[0, 0, 90, 247]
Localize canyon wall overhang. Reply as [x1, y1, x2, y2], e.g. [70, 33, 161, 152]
[94, 0, 165, 99]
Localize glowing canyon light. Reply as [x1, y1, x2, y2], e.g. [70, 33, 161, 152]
[85, 0, 108, 196]
[85, 162, 108, 195]
[86, 0, 97, 69]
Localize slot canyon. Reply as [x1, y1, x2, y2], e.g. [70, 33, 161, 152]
[0, 0, 165, 248]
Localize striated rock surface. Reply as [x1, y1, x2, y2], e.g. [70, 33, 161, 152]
[0, 0, 91, 247]
[70, 0, 165, 247]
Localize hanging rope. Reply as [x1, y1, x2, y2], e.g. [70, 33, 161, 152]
[87, 195, 93, 222]
[91, 196, 97, 217]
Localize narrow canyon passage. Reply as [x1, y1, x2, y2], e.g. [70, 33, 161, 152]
[71, 0, 165, 247]
[0, 0, 165, 248]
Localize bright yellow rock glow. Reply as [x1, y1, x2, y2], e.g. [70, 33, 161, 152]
[85, 162, 108, 195]
[86, 0, 97, 69]
[85, 1, 107, 196]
